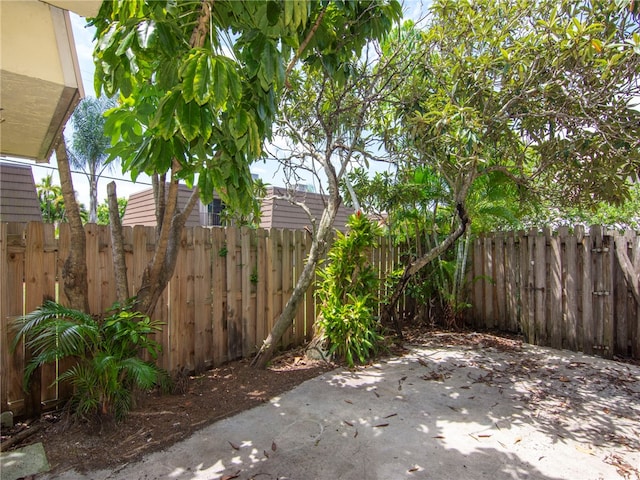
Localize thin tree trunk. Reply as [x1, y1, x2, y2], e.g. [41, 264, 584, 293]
[251, 193, 340, 369]
[135, 174, 200, 317]
[55, 141, 90, 312]
[107, 181, 129, 303]
[381, 202, 470, 337]
[89, 175, 98, 224]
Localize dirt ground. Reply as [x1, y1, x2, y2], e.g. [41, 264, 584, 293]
[2, 328, 639, 478]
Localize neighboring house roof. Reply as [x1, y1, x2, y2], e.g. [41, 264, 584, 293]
[121, 184, 213, 228]
[259, 186, 355, 232]
[0, 162, 43, 222]
[123, 184, 355, 231]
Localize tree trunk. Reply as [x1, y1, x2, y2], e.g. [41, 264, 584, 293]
[55, 142, 90, 312]
[380, 203, 470, 336]
[251, 193, 340, 368]
[89, 174, 98, 224]
[135, 173, 200, 317]
[107, 181, 129, 303]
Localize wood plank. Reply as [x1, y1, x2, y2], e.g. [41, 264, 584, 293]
[226, 227, 242, 360]
[483, 236, 494, 328]
[281, 229, 293, 348]
[472, 236, 484, 328]
[504, 232, 518, 331]
[240, 226, 254, 357]
[4, 224, 26, 416]
[517, 231, 529, 340]
[602, 229, 614, 358]
[581, 227, 594, 355]
[613, 232, 629, 356]
[533, 229, 546, 345]
[304, 230, 315, 341]
[591, 226, 605, 355]
[627, 231, 640, 358]
[1, 223, 10, 412]
[547, 229, 562, 350]
[168, 228, 186, 372]
[293, 230, 305, 345]
[184, 228, 196, 371]
[493, 234, 506, 330]
[193, 227, 213, 372]
[98, 225, 115, 313]
[211, 227, 227, 366]
[55, 223, 74, 402]
[24, 222, 44, 417]
[561, 227, 578, 351]
[40, 224, 58, 406]
[255, 229, 268, 347]
[270, 229, 283, 344]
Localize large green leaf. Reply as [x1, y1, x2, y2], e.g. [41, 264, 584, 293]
[179, 50, 202, 103]
[193, 53, 215, 105]
[176, 99, 202, 141]
[152, 90, 180, 139]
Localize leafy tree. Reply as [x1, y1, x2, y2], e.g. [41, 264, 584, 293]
[97, 197, 127, 225]
[67, 96, 118, 224]
[374, 0, 640, 328]
[37, 174, 66, 224]
[86, 0, 402, 320]
[251, 6, 404, 367]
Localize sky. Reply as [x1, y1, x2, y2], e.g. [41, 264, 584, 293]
[2, 2, 429, 207]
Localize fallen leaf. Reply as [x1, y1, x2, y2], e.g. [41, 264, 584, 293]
[271, 440, 277, 452]
[602, 407, 610, 414]
[228, 441, 240, 450]
[221, 471, 241, 480]
[558, 376, 570, 382]
[575, 445, 595, 456]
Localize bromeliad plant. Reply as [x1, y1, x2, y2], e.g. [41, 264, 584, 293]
[316, 212, 384, 366]
[11, 300, 170, 421]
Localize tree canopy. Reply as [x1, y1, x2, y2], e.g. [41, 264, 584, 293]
[92, 0, 402, 213]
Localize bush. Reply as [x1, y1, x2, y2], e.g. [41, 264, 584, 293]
[12, 300, 170, 421]
[316, 212, 384, 366]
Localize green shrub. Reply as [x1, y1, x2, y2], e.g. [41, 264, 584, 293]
[316, 212, 384, 366]
[12, 300, 170, 421]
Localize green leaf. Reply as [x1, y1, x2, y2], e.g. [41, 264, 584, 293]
[152, 90, 180, 139]
[213, 59, 229, 108]
[176, 99, 202, 142]
[193, 53, 214, 105]
[180, 51, 202, 103]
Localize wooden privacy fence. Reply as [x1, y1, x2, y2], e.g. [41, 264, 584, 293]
[0, 221, 398, 417]
[469, 225, 640, 359]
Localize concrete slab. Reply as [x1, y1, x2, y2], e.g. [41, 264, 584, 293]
[38, 343, 640, 480]
[1, 442, 49, 480]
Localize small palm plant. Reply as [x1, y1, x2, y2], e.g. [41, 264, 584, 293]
[12, 300, 170, 420]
